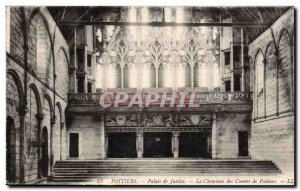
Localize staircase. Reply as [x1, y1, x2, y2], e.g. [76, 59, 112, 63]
[52, 159, 280, 182]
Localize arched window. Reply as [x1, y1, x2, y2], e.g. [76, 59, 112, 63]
[150, 64, 156, 88]
[26, 86, 39, 178]
[158, 64, 164, 88]
[278, 30, 292, 113]
[193, 63, 199, 88]
[30, 14, 53, 87]
[255, 50, 265, 117]
[116, 64, 122, 88]
[56, 49, 69, 100]
[265, 42, 277, 115]
[185, 63, 192, 87]
[123, 64, 129, 88]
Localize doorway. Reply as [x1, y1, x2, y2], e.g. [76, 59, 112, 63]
[69, 133, 79, 158]
[107, 133, 137, 158]
[238, 131, 249, 156]
[179, 132, 211, 158]
[41, 127, 48, 177]
[143, 132, 172, 158]
[6, 116, 16, 183]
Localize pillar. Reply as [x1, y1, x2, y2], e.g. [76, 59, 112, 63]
[60, 122, 64, 161]
[172, 132, 179, 158]
[36, 112, 44, 179]
[211, 113, 217, 159]
[18, 106, 27, 183]
[100, 115, 106, 159]
[136, 131, 143, 158]
[50, 116, 56, 175]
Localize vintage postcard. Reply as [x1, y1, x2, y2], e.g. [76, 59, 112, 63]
[6, 6, 295, 186]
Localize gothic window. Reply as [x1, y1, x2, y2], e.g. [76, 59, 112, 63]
[30, 14, 53, 87]
[255, 50, 265, 117]
[278, 30, 292, 112]
[56, 49, 69, 100]
[116, 64, 122, 88]
[150, 64, 156, 88]
[265, 42, 277, 115]
[185, 64, 192, 87]
[123, 64, 129, 88]
[193, 63, 199, 88]
[158, 64, 164, 88]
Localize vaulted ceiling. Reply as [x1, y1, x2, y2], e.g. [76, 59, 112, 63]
[47, 6, 292, 44]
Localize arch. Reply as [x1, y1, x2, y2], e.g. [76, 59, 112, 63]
[56, 47, 70, 99]
[7, 69, 24, 107]
[264, 41, 277, 116]
[28, 9, 53, 46]
[28, 84, 41, 114]
[278, 29, 292, 113]
[43, 94, 54, 121]
[55, 102, 63, 122]
[6, 116, 17, 183]
[28, 10, 54, 86]
[254, 49, 265, 118]
[276, 28, 291, 49]
[56, 46, 70, 67]
[41, 126, 49, 177]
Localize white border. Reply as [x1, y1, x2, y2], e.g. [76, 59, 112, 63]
[0, 1, 298, 191]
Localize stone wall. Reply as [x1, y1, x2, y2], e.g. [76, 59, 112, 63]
[66, 115, 104, 160]
[248, 8, 294, 175]
[6, 6, 70, 183]
[215, 113, 251, 158]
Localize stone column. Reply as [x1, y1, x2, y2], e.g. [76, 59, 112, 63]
[36, 112, 44, 179]
[172, 132, 179, 158]
[60, 122, 64, 161]
[50, 116, 56, 175]
[100, 115, 106, 159]
[18, 106, 27, 183]
[211, 113, 217, 159]
[136, 131, 143, 158]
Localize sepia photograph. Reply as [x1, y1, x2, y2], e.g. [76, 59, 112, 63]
[5, 4, 295, 186]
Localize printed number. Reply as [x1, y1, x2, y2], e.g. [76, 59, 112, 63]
[287, 179, 294, 184]
[97, 178, 103, 183]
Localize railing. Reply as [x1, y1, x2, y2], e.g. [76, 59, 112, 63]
[68, 91, 252, 106]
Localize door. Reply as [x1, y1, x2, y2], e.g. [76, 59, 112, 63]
[143, 132, 172, 157]
[6, 117, 16, 183]
[238, 131, 249, 156]
[69, 133, 79, 158]
[41, 127, 48, 177]
[179, 132, 210, 158]
[107, 133, 136, 158]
